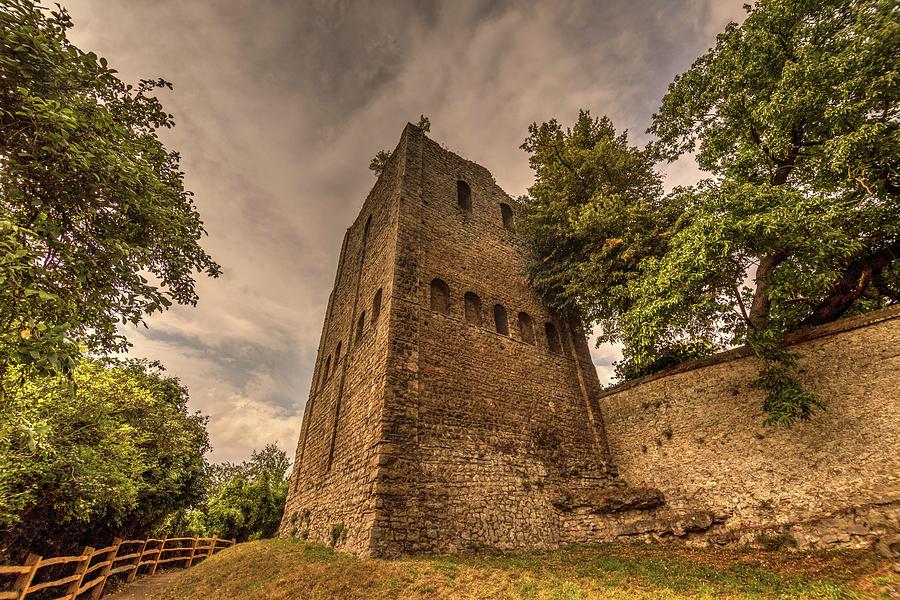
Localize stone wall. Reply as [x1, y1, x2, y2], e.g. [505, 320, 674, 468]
[599, 308, 900, 552]
[369, 126, 619, 556]
[281, 125, 408, 553]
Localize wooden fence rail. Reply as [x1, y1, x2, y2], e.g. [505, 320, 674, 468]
[0, 535, 235, 600]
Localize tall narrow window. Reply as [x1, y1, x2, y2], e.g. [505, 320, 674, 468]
[356, 311, 366, 343]
[430, 278, 450, 314]
[364, 214, 372, 241]
[335, 341, 342, 366]
[464, 292, 482, 325]
[493, 304, 509, 335]
[500, 203, 513, 229]
[372, 288, 383, 322]
[545, 322, 562, 354]
[323, 355, 332, 384]
[518, 312, 535, 344]
[457, 180, 472, 212]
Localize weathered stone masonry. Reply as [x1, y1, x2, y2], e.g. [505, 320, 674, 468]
[281, 123, 900, 557]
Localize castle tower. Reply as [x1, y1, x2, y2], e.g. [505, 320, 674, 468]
[281, 124, 647, 556]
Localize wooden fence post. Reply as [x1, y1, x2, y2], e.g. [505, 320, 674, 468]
[90, 538, 121, 600]
[207, 535, 218, 559]
[149, 535, 167, 576]
[127, 536, 149, 583]
[186, 536, 199, 568]
[65, 546, 94, 598]
[13, 554, 40, 600]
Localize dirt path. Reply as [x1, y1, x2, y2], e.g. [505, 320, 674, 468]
[102, 572, 181, 600]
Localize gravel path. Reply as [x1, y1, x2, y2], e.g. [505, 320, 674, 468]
[101, 572, 180, 600]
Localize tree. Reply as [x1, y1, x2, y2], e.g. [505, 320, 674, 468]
[202, 444, 290, 542]
[520, 0, 898, 425]
[0, 1, 220, 381]
[642, 0, 898, 423]
[369, 114, 431, 176]
[519, 112, 712, 377]
[519, 111, 678, 325]
[0, 358, 210, 559]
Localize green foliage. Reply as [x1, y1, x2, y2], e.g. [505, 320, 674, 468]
[201, 444, 291, 543]
[369, 114, 431, 176]
[0, 0, 220, 380]
[747, 327, 826, 426]
[518, 110, 684, 373]
[614, 338, 723, 381]
[0, 358, 210, 559]
[644, 0, 899, 419]
[329, 522, 346, 547]
[521, 0, 899, 423]
[368, 150, 393, 177]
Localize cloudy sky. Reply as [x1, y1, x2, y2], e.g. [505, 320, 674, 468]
[62, 0, 747, 463]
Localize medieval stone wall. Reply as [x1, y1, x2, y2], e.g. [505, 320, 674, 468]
[598, 308, 900, 551]
[282, 129, 407, 553]
[369, 127, 616, 556]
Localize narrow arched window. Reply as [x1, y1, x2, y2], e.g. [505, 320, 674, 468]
[457, 180, 471, 212]
[493, 304, 509, 335]
[364, 215, 372, 241]
[518, 312, 535, 344]
[464, 292, 482, 325]
[545, 322, 562, 354]
[430, 278, 450, 314]
[323, 355, 332, 384]
[356, 311, 366, 343]
[500, 203, 513, 229]
[372, 288, 383, 322]
[335, 341, 342, 366]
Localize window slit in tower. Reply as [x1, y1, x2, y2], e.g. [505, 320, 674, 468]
[500, 203, 513, 228]
[356, 311, 366, 343]
[430, 278, 450, 314]
[545, 322, 562, 354]
[372, 288, 383, 322]
[464, 292, 482, 326]
[518, 312, 535, 344]
[363, 215, 372, 244]
[323, 355, 332, 384]
[493, 304, 509, 336]
[457, 180, 472, 213]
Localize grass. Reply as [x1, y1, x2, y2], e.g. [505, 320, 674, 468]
[155, 538, 898, 599]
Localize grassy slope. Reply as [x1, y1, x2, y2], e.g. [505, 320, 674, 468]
[156, 539, 898, 599]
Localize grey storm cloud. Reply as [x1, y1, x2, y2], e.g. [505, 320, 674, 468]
[61, 0, 747, 462]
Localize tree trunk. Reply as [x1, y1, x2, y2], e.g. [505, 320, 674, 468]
[749, 252, 786, 327]
[802, 238, 900, 326]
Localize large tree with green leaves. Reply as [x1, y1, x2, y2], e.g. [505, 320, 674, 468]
[0, 358, 210, 560]
[521, 0, 898, 424]
[163, 444, 291, 543]
[0, 1, 220, 379]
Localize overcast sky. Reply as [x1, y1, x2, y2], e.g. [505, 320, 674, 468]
[62, 0, 747, 463]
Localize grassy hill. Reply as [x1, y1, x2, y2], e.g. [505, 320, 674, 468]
[155, 538, 897, 599]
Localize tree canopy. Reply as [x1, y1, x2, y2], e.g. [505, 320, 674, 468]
[166, 444, 291, 544]
[0, 0, 220, 379]
[520, 0, 898, 424]
[0, 358, 210, 559]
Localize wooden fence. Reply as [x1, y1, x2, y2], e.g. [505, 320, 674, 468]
[0, 535, 235, 600]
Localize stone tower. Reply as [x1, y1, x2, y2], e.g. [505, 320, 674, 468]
[281, 124, 655, 556]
